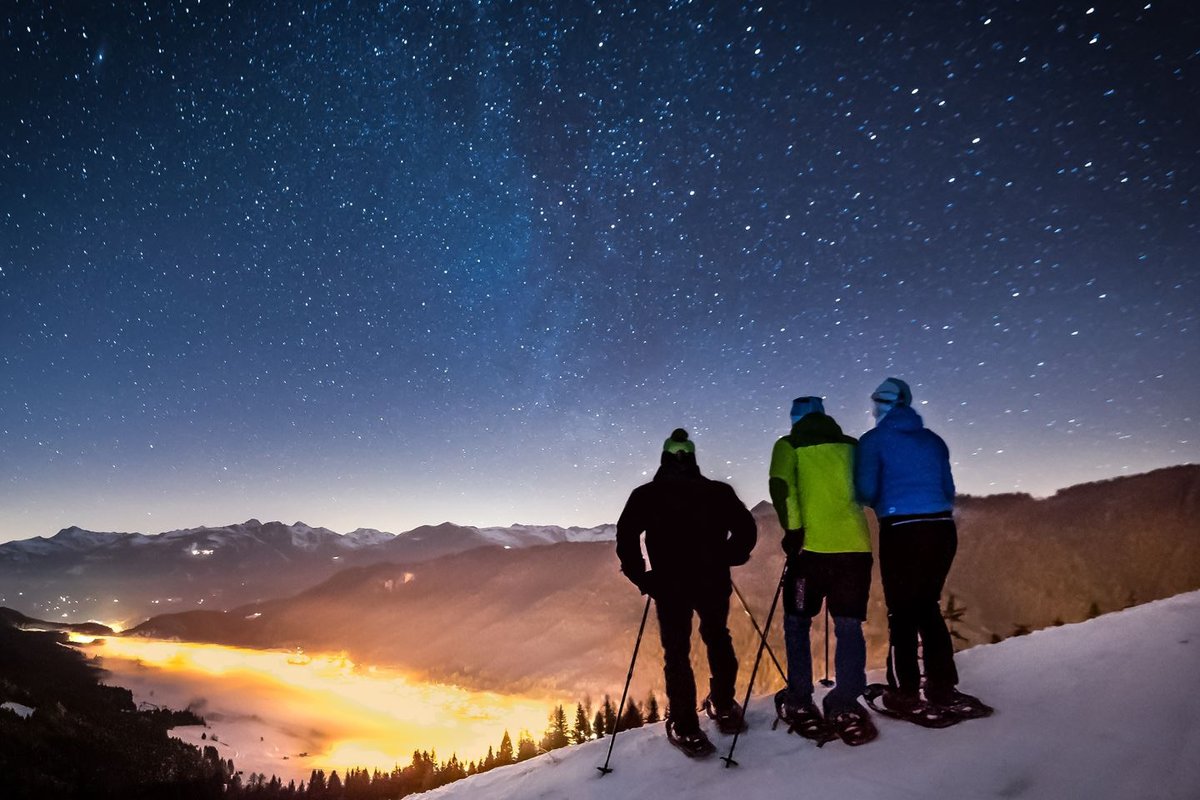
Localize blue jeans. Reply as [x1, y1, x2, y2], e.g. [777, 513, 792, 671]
[784, 612, 867, 715]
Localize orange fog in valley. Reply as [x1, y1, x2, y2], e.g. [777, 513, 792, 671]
[75, 635, 564, 783]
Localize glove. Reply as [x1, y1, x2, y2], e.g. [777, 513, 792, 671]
[781, 529, 805, 558]
[632, 570, 657, 598]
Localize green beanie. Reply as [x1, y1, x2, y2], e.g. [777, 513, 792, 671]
[662, 428, 695, 455]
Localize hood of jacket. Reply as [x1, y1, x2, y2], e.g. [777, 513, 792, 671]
[877, 404, 925, 432]
[787, 412, 857, 447]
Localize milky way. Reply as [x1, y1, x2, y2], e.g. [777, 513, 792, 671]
[1, 1, 1196, 540]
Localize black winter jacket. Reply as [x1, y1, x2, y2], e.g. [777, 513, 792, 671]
[616, 460, 757, 596]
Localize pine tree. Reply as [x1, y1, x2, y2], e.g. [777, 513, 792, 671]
[516, 730, 538, 761]
[618, 698, 642, 731]
[645, 692, 661, 724]
[572, 702, 593, 744]
[1086, 601, 1101, 619]
[592, 710, 606, 739]
[1011, 623, 1032, 637]
[601, 694, 617, 735]
[942, 594, 969, 648]
[308, 769, 326, 795]
[541, 704, 570, 751]
[497, 731, 515, 765]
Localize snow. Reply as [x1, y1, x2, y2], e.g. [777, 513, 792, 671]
[1, 701, 35, 719]
[475, 524, 615, 548]
[341, 528, 397, 548]
[422, 591, 1200, 800]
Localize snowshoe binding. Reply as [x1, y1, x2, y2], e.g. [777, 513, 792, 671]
[773, 690, 838, 745]
[863, 684, 959, 729]
[702, 694, 747, 735]
[927, 689, 994, 720]
[666, 718, 716, 759]
[825, 704, 878, 746]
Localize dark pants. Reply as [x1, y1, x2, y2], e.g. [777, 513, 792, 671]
[879, 516, 959, 697]
[782, 550, 873, 714]
[654, 586, 737, 733]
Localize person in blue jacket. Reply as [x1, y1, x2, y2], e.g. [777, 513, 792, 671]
[855, 378, 990, 723]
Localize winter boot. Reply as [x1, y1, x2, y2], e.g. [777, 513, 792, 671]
[665, 717, 716, 759]
[863, 683, 958, 729]
[825, 704, 878, 746]
[926, 688, 994, 720]
[774, 689, 837, 744]
[702, 694, 747, 735]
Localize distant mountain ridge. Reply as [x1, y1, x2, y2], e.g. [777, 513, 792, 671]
[125, 465, 1200, 699]
[0, 518, 615, 626]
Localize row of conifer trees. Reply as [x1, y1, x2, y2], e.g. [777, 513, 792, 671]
[219, 692, 661, 799]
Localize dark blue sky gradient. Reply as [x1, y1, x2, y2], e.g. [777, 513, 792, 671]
[2, 1, 1197, 541]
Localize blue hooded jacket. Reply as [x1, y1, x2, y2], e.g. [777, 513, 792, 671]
[855, 405, 955, 518]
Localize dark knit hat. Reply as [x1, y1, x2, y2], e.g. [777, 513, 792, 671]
[662, 428, 696, 455]
[871, 377, 913, 407]
[790, 396, 825, 423]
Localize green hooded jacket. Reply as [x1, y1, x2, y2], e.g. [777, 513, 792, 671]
[768, 413, 871, 554]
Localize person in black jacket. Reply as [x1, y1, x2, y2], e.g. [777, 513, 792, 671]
[616, 428, 757, 758]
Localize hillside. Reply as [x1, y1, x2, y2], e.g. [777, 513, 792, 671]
[0, 620, 224, 799]
[129, 466, 1200, 699]
[420, 591, 1200, 800]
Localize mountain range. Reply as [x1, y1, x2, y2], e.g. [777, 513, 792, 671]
[118, 465, 1200, 700]
[3, 465, 1196, 700]
[0, 518, 614, 626]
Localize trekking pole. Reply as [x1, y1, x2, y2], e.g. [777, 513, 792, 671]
[597, 596, 652, 776]
[721, 567, 787, 768]
[731, 579, 787, 684]
[819, 606, 834, 687]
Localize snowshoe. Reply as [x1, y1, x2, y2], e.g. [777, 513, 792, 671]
[702, 694, 747, 735]
[927, 689, 994, 720]
[863, 684, 959, 729]
[826, 705, 878, 746]
[666, 718, 716, 759]
[773, 690, 838, 745]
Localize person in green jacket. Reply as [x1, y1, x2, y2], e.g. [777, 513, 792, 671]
[768, 396, 877, 746]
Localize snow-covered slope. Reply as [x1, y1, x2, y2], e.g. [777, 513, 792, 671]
[423, 591, 1200, 800]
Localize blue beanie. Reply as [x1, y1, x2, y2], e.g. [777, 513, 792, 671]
[790, 396, 825, 424]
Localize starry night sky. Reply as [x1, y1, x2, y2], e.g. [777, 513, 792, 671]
[2, 1, 1197, 542]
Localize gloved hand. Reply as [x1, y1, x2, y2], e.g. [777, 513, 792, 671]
[632, 570, 657, 598]
[781, 529, 805, 558]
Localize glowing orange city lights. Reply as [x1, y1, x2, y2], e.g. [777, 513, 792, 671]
[79, 635, 563, 778]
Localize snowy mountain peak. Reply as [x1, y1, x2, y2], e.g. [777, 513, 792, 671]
[49, 526, 131, 549]
[342, 528, 397, 547]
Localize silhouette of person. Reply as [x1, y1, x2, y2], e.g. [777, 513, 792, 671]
[616, 429, 757, 757]
[769, 396, 877, 745]
[856, 377, 991, 722]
